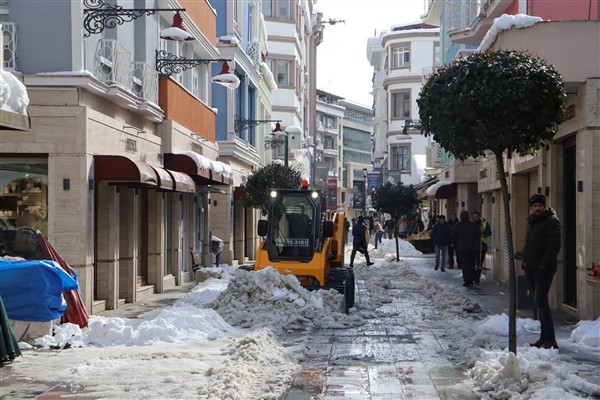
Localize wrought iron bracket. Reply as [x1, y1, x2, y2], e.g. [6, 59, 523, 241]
[264, 136, 286, 149]
[83, 0, 185, 37]
[234, 115, 281, 133]
[155, 50, 229, 76]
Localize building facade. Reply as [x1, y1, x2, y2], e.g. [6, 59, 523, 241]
[0, 0, 233, 313]
[422, 0, 600, 320]
[367, 22, 440, 190]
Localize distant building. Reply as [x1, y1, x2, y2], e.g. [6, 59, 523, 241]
[367, 22, 440, 187]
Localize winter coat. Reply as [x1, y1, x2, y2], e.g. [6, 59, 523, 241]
[522, 207, 561, 273]
[451, 211, 480, 252]
[431, 221, 452, 246]
[352, 221, 368, 247]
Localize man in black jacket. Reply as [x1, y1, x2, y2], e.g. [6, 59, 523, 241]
[451, 210, 480, 287]
[522, 193, 562, 350]
[349, 216, 374, 268]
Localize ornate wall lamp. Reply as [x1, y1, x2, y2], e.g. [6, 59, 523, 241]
[234, 115, 282, 134]
[155, 51, 240, 89]
[83, 0, 185, 37]
[264, 123, 302, 167]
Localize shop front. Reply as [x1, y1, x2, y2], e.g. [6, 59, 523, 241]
[92, 155, 195, 313]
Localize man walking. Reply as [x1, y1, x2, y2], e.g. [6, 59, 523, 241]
[472, 211, 492, 287]
[522, 194, 561, 350]
[451, 210, 480, 287]
[431, 215, 451, 272]
[447, 213, 458, 269]
[349, 216, 374, 268]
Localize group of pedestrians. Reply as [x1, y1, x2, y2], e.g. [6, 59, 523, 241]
[430, 210, 491, 288]
[429, 194, 561, 349]
[346, 193, 561, 350]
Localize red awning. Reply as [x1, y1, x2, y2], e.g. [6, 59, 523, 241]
[435, 182, 457, 199]
[151, 166, 174, 190]
[164, 153, 231, 186]
[168, 170, 196, 193]
[94, 155, 157, 187]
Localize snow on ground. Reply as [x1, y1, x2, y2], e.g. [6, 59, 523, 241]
[10, 238, 600, 399]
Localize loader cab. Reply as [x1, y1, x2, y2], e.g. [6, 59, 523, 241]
[263, 189, 325, 261]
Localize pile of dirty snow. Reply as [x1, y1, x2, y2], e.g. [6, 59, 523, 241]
[209, 267, 364, 334]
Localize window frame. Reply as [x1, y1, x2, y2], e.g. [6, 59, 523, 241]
[391, 43, 411, 69]
[390, 90, 411, 120]
[267, 57, 295, 88]
[390, 144, 411, 173]
[262, 0, 295, 20]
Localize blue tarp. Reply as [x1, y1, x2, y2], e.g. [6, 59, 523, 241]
[0, 259, 79, 322]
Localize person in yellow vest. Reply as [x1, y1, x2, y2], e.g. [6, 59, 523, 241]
[471, 211, 491, 287]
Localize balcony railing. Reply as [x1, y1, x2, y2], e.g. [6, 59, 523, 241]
[2, 23, 17, 70]
[95, 39, 133, 90]
[133, 62, 158, 104]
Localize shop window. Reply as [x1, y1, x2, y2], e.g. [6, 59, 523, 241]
[0, 157, 48, 258]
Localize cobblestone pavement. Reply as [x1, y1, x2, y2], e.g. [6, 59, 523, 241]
[281, 277, 479, 400]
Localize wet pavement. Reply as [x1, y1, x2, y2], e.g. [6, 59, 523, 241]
[282, 281, 477, 400]
[1, 253, 594, 399]
[281, 263, 477, 400]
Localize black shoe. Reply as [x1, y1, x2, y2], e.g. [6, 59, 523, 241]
[441, 268, 446, 272]
[434, 266, 439, 270]
[529, 339, 545, 348]
[367, 262, 374, 266]
[541, 340, 559, 350]
[349, 264, 354, 268]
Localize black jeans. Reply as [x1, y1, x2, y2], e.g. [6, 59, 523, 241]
[458, 250, 476, 285]
[350, 244, 370, 266]
[525, 267, 556, 341]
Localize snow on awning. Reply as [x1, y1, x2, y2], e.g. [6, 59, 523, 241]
[164, 152, 232, 186]
[426, 180, 457, 199]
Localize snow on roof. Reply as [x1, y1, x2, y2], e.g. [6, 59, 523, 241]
[477, 14, 543, 52]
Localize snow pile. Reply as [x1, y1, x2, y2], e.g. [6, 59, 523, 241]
[197, 328, 299, 400]
[0, 69, 29, 114]
[209, 267, 364, 334]
[470, 346, 600, 399]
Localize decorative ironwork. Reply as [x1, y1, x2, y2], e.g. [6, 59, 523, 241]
[155, 50, 229, 76]
[83, 0, 184, 37]
[234, 115, 281, 133]
[264, 136, 286, 149]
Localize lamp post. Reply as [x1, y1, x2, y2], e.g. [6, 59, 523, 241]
[267, 123, 301, 167]
[362, 168, 368, 216]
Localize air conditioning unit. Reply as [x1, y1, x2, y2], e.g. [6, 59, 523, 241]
[426, 142, 443, 168]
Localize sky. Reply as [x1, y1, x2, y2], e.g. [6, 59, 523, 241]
[10, 238, 600, 400]
[316, 0, 427, 106]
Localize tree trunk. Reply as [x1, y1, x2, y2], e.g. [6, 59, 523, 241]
[494, 150, 517, 355]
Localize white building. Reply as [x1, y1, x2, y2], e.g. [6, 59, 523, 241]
[264, 0, 319, 179]
[367, 22, 440, 186]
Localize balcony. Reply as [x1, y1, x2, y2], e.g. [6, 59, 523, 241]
[1, 23, 16, 70]
[96, 39, 134, 89]
[133, 62, 158, 105]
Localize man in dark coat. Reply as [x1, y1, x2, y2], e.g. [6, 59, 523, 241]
[349, 216, 374, 268]
[472, 211, 492, 286]
[451, 210, 480, 287]
[431, 215, 451, 271]
[522, 193, 562, 350]
[447, 213, 458, 268]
